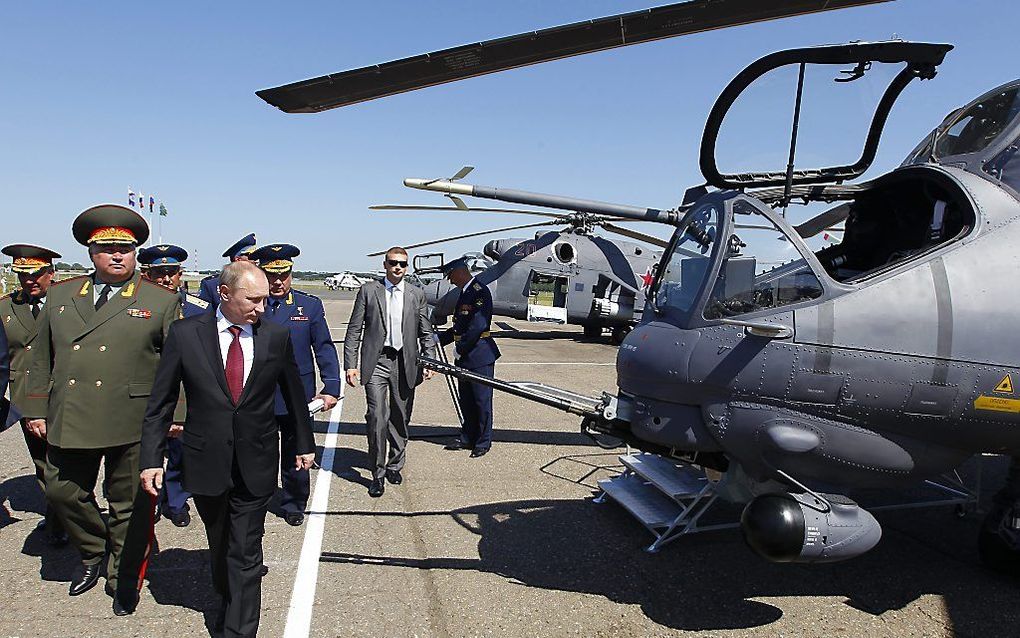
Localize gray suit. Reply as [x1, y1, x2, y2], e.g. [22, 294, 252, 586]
[343, 279, 435, 479]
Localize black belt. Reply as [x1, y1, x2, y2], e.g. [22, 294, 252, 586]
[382, 346, 401, 357]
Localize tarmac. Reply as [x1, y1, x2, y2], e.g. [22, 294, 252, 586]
[1, 292, 1018, 637]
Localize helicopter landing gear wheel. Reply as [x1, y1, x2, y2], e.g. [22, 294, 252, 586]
[610, 325, 631, 345]
[583, 324, 603, 340]
[979, 505, 1020, 576]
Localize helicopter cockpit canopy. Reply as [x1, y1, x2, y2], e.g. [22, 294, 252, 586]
[700, 41, 953, 195]
[903, 79, 1020, 197]
[653, 192, 824, 325]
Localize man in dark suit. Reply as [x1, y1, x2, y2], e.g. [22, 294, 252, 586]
[250, 243, 339, 526]
[344, 247, 436, 497]
[139, 260, 314, 637]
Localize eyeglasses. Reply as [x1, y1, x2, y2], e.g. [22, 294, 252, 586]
[386, 260, 408, 268]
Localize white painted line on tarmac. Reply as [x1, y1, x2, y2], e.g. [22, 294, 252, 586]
[498, 362, 614, 366]
[283, 389, 344, 638]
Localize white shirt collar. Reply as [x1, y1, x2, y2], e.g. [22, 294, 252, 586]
[216, 307, 254, 336]
[384, 277, 404, 293]
[462, 277, 476, 293]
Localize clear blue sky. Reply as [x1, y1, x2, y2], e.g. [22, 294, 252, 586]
[1, 0, 1015, 272]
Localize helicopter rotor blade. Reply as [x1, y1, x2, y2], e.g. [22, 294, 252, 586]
[794, 202, 852, 238]
[256, 0, 892, 113]
[600, 222, 670, 249]
[366, 220, 560, 256]
[368, 204, 570, 219]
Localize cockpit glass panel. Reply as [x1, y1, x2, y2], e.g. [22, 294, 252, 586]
[654, 203, 719, 314]
[703, 202, 823, 320]
[934, 86, 1020, 158]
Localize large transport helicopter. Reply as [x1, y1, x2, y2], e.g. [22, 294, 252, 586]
[368, 177, 668, 343]
[258, 0, 1020, 569]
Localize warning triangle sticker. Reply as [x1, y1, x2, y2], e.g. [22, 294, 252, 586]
[994, 374, 1014, 394]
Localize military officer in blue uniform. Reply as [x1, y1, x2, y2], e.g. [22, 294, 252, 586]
[438, 259, 500, 457]
[250, 243, 340, 526]
[197, 233, 256, 309]
[139, 244, 210, 527]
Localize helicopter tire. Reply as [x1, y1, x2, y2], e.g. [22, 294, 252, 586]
[610, 325, 631, 346]
[583, 324, 603, 340]
[978, 506, 1020, 576]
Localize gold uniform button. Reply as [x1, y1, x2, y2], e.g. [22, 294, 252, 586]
[73, 344, 80, 351]
[99, 345, 107, 352]
[68, 379, 76, 386]
[95, 380, 102, 387]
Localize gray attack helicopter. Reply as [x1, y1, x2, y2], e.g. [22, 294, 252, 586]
[257, 1, 1020, 571]
[367, 167, 668, 343]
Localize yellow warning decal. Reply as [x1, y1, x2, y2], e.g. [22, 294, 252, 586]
[994, 374, 1014, 394]
[975, 395, 1020, 413]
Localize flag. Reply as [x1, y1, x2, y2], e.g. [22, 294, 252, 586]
[128, 188, 135, 207]
[159, 203, 168, 217]
[149, 195, 155, 212]
[137, 192, 144, 210]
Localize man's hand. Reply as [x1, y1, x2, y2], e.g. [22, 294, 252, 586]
[295, 453, 316, 471]
[423, 369, 435, 381]
[345, 369, 360, 387]
[314, 394, 338, 410]
[168, 423, 184, 438]
[140, 468, 164, 497]
[25, 418, 46, 439]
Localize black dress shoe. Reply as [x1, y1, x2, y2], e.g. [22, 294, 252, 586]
[284, 512, 305, 526]
[259, 565, 269, 577]
[368, 478, 385, 498]
[69, 562, 101, 596]
[169, 509, 191, 528]
[113, 589, 139, 616]
[443, 440, 466, 451]
[470, 447, 490, 458]
[385, 470, 403, 485]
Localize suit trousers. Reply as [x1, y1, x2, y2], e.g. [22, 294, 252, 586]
[161, 437, 192, 514]
[278, 413, 309, 514]
[193, 462, 272, 638]
[457, 363, 495, 451]
[364, 349, 414, 480]
[44, 442, 140, 588]
[21, 421, 64, 535]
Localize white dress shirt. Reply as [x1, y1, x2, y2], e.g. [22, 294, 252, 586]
[93, 277, 127, 305]
[384, 278, 404, 351]
[216, 307, 254, 385]
[462, 277, 476, 293]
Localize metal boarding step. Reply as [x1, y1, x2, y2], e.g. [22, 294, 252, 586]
[596, 453, 734, 553]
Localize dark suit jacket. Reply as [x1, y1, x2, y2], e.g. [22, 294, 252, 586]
[0, 322, 18, 432]
[139, 312, 313, 497]
[343, 279, 436, 389]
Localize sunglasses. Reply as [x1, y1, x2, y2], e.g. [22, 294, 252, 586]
[386, 260, 408, 268]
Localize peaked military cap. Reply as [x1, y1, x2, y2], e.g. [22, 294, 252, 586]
[139, 244, 188, 267]
[251, 243, 300, 273]
[222, 233, 257, 259]
[2, 244, 61, 274]
[440, 257, 469, 275]
[71, 204, 149, 246]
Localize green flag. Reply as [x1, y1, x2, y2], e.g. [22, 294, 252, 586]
[159, 203, 168, 217]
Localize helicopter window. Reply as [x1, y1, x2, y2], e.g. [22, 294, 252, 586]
[703, 205, 822, 320]
[654, 203, 719, 314]
[934, 86, 1020, 159]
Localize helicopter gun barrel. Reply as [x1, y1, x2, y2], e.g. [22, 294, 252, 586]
[404, 178, 681, 225]
[419, 355, 608, 417]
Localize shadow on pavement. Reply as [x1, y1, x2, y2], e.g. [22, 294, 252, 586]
[316, 495, 1020, 634]
[145, 546, 220, 635]
[1, 474, 46, 518]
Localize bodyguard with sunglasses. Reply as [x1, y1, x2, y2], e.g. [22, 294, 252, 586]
[344, 247, 435, 497]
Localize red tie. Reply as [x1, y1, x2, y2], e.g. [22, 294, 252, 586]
[226, 325, 244, 404]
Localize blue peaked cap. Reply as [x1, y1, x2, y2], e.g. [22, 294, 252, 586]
[139, 244, 188, 266]
[223, 233, 257, 259]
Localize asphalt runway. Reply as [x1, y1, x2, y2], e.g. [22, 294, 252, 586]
[1, 298, 1018, 637]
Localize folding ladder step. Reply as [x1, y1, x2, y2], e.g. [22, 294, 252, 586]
[620, 453, 709, 499]
[597, 473, 683, 530]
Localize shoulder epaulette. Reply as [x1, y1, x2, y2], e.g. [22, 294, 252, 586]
[185, 294, 209, 309]
[292, 288, 320, 301]
[0, 291, 14, 301]
[200, 274, 217, 282]
[52, 274, 88, 287]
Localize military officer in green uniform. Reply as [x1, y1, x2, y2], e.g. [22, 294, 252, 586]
[22, 204, 182, 602]
[0, 243, 68, 545]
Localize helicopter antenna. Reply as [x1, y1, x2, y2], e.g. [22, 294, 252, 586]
[781, 62, 807, 211]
